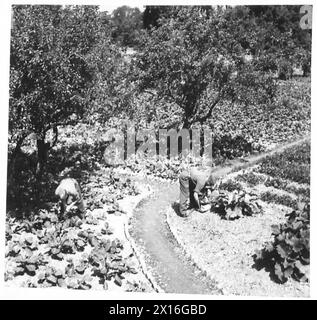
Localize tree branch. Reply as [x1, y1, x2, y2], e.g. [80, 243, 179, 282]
[47, 125, 58, 150]
[196, 93, 222, 124]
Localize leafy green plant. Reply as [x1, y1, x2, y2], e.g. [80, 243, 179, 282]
[14, 253, 47, 277]
[254, 204, 310, 283]
[37, 267, 65, 287]
[211, 189, 262, 219]
[219, 179, 243, 192]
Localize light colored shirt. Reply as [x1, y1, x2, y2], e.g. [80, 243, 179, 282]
[189, 167, 213, 194]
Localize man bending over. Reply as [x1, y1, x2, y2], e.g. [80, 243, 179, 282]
[179, 167, 217, 217]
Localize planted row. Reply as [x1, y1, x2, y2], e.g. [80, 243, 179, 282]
[256, 142, 310, 185]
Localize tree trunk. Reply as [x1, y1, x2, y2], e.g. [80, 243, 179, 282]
[183, 104, 194, 129]
[302, 63, 310, 77]
[36, 139, 49, 178]
[183, 118, 190, 129]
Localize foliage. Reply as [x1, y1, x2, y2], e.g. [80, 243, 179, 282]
[264, 177, 310, 199]
[85, 44, 134, 126]
[236, 171, 267, 186]
[246, 5, 312, 76]
[123, 155, 189, 181]
[5, 165, 142, 289]
[10, 5, 100, 138]
[219, 179, 243, 192]
[257, 142, 310, 184]
[208, 77, 310, 152]
[131, 77, 310, 166]
[211, 189, 262, 219]
[110, 6, 143, 47]
[212, 134, 261, 161]
[260, 191, 298, 209]
[142, 5, 216, 30]
[135, 6, 278, 127]
[9, 5, 104, 176]
[142, 5, 177, 29]
[254, 204, 310, 283]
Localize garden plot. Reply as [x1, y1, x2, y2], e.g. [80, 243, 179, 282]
[5, 169, 154, 293]
[209, 78, 311, 152]
[166, 202, 308, 297]
[165, 142, 310, 297]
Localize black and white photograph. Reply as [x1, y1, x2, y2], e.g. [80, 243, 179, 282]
[0, 0, 315, 299]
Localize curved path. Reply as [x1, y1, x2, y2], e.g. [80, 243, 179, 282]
[130, 136, 310, 294]
[131, 179, 221, 294]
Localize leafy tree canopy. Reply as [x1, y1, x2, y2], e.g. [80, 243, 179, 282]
[135, 6, 278, 128]
[9, 5, 111, 175]
[110, 6, 143, 47]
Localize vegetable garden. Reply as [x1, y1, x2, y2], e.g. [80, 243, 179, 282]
[5, 5, 311, 296]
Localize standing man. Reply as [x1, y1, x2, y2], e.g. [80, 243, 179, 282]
[179, 167, 217, 217]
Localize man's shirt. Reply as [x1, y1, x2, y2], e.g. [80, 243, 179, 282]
[189, 167, 213, 194]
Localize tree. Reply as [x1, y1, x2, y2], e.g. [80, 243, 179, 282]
[135, 6, 277, 128]
[110, 6, 143, 47]
[246, 5, 312, 77]
[142, 5, 216, 30]
[9, 5, 101, 177]
[142, 5, 173, 29]
[84, 36, 134, 125]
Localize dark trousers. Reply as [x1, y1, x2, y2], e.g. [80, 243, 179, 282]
[179, 171, 196, 216]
